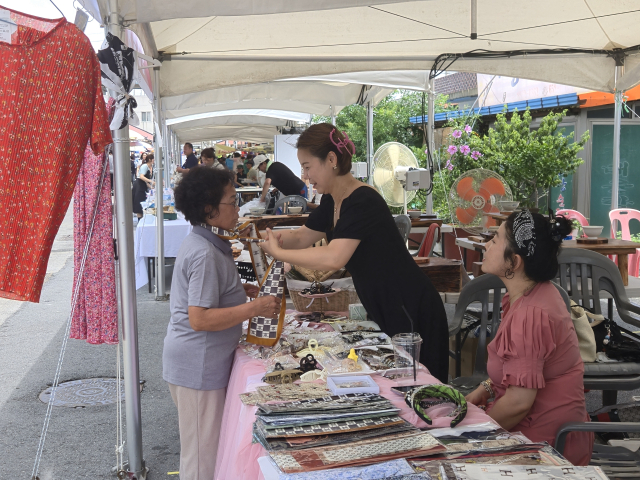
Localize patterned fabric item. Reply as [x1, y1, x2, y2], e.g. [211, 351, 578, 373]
[277, 458, 416, 480]
[405, 384, 468, 427]
[97, 33, 139, 131]
[70, 98, 117, 344]
[0, 8, 112, 302]
[270, 431, 444, 473]
[246, 222, 269, 280]
[512, 209, 536, 256]
[257, 393, 387, 414]
[239, 383, 331, 406]
[449, 463, 608, 480]
[260, 415, 404, 438]
[246, 259, 286, 346]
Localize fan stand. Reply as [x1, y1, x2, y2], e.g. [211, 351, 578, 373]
[403, 188, 408, 215]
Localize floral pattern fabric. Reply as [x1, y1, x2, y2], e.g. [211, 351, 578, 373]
[0, 8, 112, 302]
[70, 98, 117, 345]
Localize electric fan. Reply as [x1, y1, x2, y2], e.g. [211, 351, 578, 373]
[372, 142, 431, 214]
[449, 169, 513, 234]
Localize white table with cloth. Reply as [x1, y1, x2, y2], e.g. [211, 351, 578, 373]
[134, 214, 192, 290]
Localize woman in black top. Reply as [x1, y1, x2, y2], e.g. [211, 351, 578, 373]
[260, 123, 449, 382]
[132, 154, 154, 218]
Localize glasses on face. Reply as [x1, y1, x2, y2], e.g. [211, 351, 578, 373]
[219, 197, 240, 207]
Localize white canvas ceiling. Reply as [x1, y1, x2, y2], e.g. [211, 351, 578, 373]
[166, 109, 311, 127]
[83, 0, 640, 98]
[161, 82, 392, 119]
[175, 124, 280, 143]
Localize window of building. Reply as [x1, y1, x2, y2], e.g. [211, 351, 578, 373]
[141, 112, 152, 122]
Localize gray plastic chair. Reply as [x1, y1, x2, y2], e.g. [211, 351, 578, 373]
[262, 190, 279, 215]
[557, 247, 640, 406]
[449, 274, 570, 389]
[394, 215, 412, 244]
[272, 195, 307, 215]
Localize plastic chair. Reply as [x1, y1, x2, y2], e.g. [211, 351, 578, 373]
[609, 208, 640, 277]
[262, 190, 279, 215]
[413, 223, 441, 257]
[272, 195, 307, 215]
[556, 422, 640, 476]
[449, 274, 570, 389]
[557, 247, 640, 406]
[394, 215, 412, 244]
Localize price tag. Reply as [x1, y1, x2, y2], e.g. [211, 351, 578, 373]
[301, 321, 310, 328]
[0, 10, 15, 44]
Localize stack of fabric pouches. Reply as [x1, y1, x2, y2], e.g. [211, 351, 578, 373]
[253, 392, 446, 474]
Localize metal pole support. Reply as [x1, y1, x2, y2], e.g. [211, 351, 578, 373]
[426, 78, 436, 214]
[106, 0, 146, 476]
[366, 100, 374, 185]
[611, 64, 624, 211]
[152, 68, 168, 300]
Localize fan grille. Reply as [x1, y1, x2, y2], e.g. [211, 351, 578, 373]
[372, 142, 419, 207]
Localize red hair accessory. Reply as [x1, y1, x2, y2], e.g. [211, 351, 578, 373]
[329, 128, 356, 156]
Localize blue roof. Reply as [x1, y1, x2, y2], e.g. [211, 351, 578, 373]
[409, 93, 579, 124]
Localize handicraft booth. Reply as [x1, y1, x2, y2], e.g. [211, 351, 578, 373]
[211, 221, 602, 480]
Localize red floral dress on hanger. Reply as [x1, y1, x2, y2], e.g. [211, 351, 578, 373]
[0, 8, 112, 302]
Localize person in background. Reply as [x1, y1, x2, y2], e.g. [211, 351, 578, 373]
[465, 210, 593, 466]
[236, 164, 247, 182]
[176, 143, 198, 174]
[226, 153, 239, 171]
[132, 154, 154, 219]
[257, 155, 308, 202]
[130, 153, 137, 185]
[137, 152, 147, 178]
[246, 157, 261, 184]
[164, 166, 279, 480]
[200, 148, 226, 170]
[218, 156, 227, 168]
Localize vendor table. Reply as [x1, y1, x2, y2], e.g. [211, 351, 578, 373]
[409, 217, 443, 234]
[419, 258, 463, 292]
[563, 239, 639, 286]
[133, 214, 192, 291]
[240, 214, 309, 231]
[214, 347, 498, 480]
[237, 186, 263, 203]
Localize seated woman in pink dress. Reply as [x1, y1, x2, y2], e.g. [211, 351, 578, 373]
[465, 210, 593, 466]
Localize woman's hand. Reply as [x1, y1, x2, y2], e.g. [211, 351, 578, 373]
[260, 228, 282, 257]
[252, 295, 281, 318]
[465, 386, 491, 407]
[243, 283, 260, 298]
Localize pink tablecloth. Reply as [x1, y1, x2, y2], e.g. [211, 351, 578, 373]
[214, 348, 497, 480]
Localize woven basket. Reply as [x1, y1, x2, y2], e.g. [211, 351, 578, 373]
[286, 278, 360, 312]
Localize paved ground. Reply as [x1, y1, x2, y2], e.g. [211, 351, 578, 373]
[1, 207, 639, 479]
[0, 206, 180, 479]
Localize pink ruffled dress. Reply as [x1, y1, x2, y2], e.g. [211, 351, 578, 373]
[486, 281, 594, 466]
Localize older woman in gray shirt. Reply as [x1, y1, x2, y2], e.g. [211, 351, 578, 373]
[164, 166, 280, 480]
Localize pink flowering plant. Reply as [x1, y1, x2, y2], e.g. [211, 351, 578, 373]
[440, 117, 484, 177]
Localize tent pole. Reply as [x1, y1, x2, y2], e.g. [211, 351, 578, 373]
[426, 77, 435, 214]
[366, 100, 374, 185]
[106, 0, 146, 476]
[330, 105, 336, 125]
[611, 64, 624, 211]
[152, 68, 168, 300]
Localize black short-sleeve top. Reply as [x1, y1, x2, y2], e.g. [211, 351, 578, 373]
[305, 186, 434, 316]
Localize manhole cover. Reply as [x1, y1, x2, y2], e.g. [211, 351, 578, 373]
[39, 378, 125, 407]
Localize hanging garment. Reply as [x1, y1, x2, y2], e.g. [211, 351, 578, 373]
[70, 98, 118, 345]
[0, 8, 112, 302]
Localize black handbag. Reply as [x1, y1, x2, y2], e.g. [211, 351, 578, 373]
[588, 308, 640, 362]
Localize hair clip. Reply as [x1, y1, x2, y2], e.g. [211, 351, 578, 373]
[329, 128, 356, 156]
[548, 208, 564, 242]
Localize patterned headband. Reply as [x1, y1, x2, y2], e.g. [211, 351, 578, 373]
[512, 209, 537, 257]
[405, 384, 468, 427]
[329, 128, 356, 156]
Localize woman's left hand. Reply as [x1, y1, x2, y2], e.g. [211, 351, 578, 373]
[260, 228, 281, 257]
[243, 283, 260, 298]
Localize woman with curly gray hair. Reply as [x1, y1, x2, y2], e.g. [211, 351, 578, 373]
[163, 166, 280, 480]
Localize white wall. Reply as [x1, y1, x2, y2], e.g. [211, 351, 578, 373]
[274, 135, 302, 179]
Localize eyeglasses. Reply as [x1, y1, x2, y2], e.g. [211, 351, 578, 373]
[219, 198, 240, 207]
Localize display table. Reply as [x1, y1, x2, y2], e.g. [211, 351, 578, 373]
[133, 214, 192, 291]
[240, 214, 310, 231]
[214, 347, 498, 480]
[563, 238, 639, 285]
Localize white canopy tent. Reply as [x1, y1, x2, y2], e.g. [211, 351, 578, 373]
[173, 124, 282, 143]
[161, 81, 392, 119]
[75, 0, 640, 477]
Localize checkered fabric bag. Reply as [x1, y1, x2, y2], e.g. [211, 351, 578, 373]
[246, 259, 286, 346]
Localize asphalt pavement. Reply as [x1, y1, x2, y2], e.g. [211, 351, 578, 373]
[0, 206, 180, 479]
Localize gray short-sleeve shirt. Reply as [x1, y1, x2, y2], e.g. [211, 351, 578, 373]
[162, 226, 246, 390]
